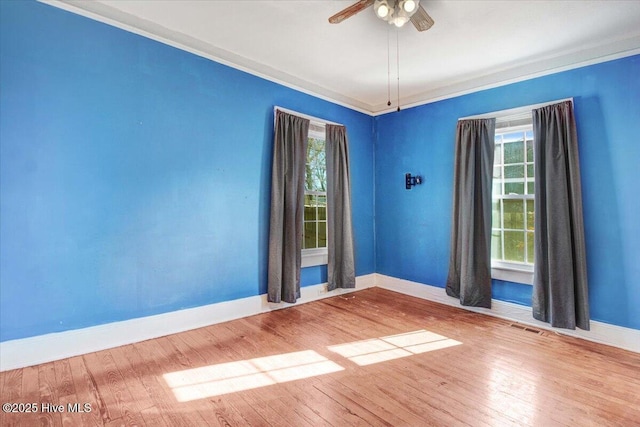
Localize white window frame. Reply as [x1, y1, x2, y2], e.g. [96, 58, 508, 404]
[492, 123, 534, 284]
[459, 100, 574, 285]
[275, 107, 342, 268]
[301, 127, 327, 269]
[302, 125, 328, 267]
[301, 247, 328, 268]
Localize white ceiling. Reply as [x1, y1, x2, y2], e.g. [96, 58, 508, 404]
[47, 0, 640, 115]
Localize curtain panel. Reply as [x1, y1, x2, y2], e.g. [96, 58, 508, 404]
[532, 101, 590, 330]
[446, 118, 496, 308]
[326, 124, 356, 291]
[267, 111, 309, 303]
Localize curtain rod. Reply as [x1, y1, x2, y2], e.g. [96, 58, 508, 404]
[273, 106, 342, 127]
[458, 97, 574, 121]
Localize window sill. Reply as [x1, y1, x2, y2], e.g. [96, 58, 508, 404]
[302, 248, 328, 268]
[491, 262, 533, 285]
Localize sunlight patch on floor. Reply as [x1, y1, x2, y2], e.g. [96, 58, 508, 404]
[327, 330, 462, 366]
[164, 330, 461, 401]
[163, 350, 343, 402]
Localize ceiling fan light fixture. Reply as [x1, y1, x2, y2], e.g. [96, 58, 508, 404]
[374, 0, 420, 28]
[329, 0, 433, 32]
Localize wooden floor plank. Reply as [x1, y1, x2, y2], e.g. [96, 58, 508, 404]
[310, 378, 410, 426]
[107, 346, 168, 427]
[209, 320, 317, 427]
[133, 337, 212, 426]
[1, 288, 639, 427]
[38, 362, 63, 427]
[119, 342, 186, 427]
[53, 358, 87, 427]
[0, 366, 23, 426]
[81, 350, 146, 426]
[171, 329, 272, 426]
[66, 355, 109, 426]
[164, 332, 253, 427]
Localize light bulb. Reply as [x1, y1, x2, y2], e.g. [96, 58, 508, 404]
[393, 16, 408, 27]
[377, 4, 389, 18]
[403, 0, 416, 13]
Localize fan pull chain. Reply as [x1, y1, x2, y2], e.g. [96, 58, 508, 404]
[387, 27, 391, 107]
[396, 29, 400, 112]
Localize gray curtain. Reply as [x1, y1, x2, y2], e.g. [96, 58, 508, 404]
[326, 124, 356, 290]
[532, 101, 590, 330]
[267, 111, 309, 303]
[446, 118, 496, 308]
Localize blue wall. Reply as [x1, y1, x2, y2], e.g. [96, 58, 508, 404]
[375, 54, 640, 330]
[0, 1, 375, 341]
[2, 1, 638, 342]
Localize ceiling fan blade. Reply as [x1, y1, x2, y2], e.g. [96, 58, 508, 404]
[410, 4, 435, 31]
[329, 0, 375, 24]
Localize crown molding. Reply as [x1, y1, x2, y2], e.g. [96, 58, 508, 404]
[372, 37, 640, 115]
[42, 1, 640, 116]
[41, 0, 374, 115]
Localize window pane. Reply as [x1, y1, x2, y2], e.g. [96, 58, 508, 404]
[527, 181, 535, 195]
[317, 205, 326, 221]
[304, 222, 317, 249]
[504, 140, 524, 164]
[306, 138, 326, 192]
[503, 199, 524, 229]
[317, 195, 327, 220]
[527, 231, 535, 264]
[493, 126, 535, 267]
[318, 221, 327, 248]
[504, 164, 524, 179]
[491, 230, 502, 260]
[527, 164, 534, 178]
[303, 134, 328, 253]
[526, 199, 534, 231]
[504, 231, 525, 262]
[304, 194, 316, 221]
[505, 182, 524, 195]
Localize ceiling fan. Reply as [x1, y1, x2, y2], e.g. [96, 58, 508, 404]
[329, 0, 434, 31]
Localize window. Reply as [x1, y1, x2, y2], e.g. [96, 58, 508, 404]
[302, 123, 328, 267]
[491, 123, 535, 284]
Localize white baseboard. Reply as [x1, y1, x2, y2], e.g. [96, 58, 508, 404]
[0, 274, 375, 372]
[375, 273, 640, 354]
[3, 272, 636, 372]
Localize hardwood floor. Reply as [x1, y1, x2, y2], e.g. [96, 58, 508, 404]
[1, 287, 639, 426]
